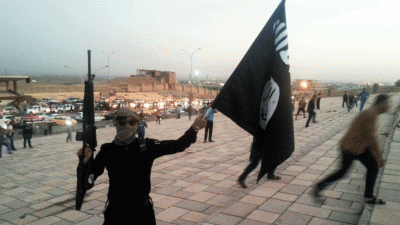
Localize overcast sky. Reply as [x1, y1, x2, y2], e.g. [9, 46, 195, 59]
[1, 0, 399, 82]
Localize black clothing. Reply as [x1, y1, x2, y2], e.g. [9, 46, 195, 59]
[239, 138, 277, 182]
[204, 120, 213, 142]
[342, 94, 348, 108]
[188, 106, 193, 121]
[91, 128, 197, 223]
[296, 108, 306, 119]
[22, 125, 33, 148]
[305, 99, 316, 127]
[316, 148, 378, 198]
[103, 196, 155, 225]
[348, 95, 355, 105]
[316, 96, 321, 109]
[305, 111, 316, 127]
[307, 99, 315, 112]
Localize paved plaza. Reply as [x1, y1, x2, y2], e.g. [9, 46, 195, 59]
[1, 95, 400, 225]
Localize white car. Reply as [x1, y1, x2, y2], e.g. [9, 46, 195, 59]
[1, 115, 14, 124]
[48, 114, 63, 119]
[94, 114, 105, 121]
[26, 105, 50, 114]
[2, 107, 18, 114]
[75, 112, 83, 120]
[75, 113, 105, 122]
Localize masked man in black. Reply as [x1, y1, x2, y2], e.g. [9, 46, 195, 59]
[77, 107, 207, 224]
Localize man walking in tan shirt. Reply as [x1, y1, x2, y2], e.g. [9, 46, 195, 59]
[314, 94, 389, 204]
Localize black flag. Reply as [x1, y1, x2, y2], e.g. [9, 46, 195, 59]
[212, 0, 293, 182]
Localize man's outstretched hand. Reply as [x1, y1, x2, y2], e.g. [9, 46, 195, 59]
[192, 113, 208, 131]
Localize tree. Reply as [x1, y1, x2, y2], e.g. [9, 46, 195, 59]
[395, 80, 400, 87]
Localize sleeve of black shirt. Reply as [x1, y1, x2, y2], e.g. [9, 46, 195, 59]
[149, 127, 198, 159]
[91, 144, 110, 181]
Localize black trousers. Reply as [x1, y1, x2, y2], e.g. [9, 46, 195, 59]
[23, 137, 32, 148]
[296, 107, 306, 118]
[238, 158, 277, 181]
[103, 198, 156, 225]
[204, 120, 213, 141]
[316, 148, 378, 198]
[342, 100, 348, 108]
[305, 111, 316, 127]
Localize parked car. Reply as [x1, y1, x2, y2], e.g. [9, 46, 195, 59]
[75, 112, 83, 121]
[57, 104, 74, 113]
[94, 114, 105, 122]
[23, 114, 40, 122]
[50, 116, 77, 126]
[26, 105, 50, 114]
[104, 112, 116, 120]
[37, 112, 50, 121]
[96, 102, 110, 110]
[48, 114, 63, 120]
[76, 112, 106, 122]
[8, 116, 22, 127]
[1, 115, 14, 124]
[2, 107, 18, 114]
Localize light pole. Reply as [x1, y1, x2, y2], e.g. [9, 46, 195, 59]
[64, 66, 84, 83]
[94, 65, 108, 75]
[102, 51, 115, 87]
[181, 48, 201, 83]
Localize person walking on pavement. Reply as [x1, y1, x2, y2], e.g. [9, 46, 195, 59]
[354, 92, 359, 106]
[359, 88, 370, 111]
[76, 107, 208, 224]
[316, 92, 322, 110]
[187, 104, 193, 121]
[305, 95, 317, 127]
[314, 94, 389, 205]
[204, 103, 217, 143]
[177, 106, 181, 119]
[342, 91, 348, 108]
[237, 137, 281, 188]
[347, 92, 356, 112]
[155, 110, 161, 124]
[22, 122, 34, 148]
[295, 97, 306, 120]
[0, 127, 12, 158]
[47, 123, 53, 135]
[137, 113, 148, 141]
[66, 121, 73, 143]
[7, 121, 16, 151]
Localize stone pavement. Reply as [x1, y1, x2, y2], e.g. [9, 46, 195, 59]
[0, 94, 399, 225]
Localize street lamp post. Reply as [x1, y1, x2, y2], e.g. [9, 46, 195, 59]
[94, 65, 108, 75]
[64, 66, 84, 83]
[181, 48, 201, 83]
[102, 52, 115, 87]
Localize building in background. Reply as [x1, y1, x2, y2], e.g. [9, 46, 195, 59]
[291, 79, 329, 97]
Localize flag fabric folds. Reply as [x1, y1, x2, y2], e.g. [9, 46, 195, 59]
[211, 0, 294, 182]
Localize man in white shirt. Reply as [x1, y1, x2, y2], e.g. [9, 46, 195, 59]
[7, 121, 16, 150]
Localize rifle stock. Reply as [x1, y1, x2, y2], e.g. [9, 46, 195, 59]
[76, 50, 97, 210]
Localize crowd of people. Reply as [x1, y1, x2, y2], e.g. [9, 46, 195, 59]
[0, 120, 35, 158]
[293, 88, 370, 128]
[3, 88, 391, 223]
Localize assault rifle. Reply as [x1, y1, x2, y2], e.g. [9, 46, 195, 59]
[75, 50, 97, 210]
